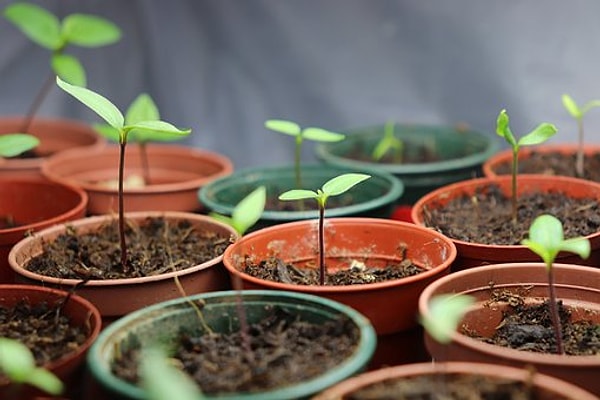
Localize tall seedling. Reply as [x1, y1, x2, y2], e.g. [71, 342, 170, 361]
[495, 109, 557, 223]
[561, 94, 600, 178]
[3, 2, 121, 133]
[56, 77, 191, 272]
[279, 173, 371, 285]
[521, 214, 590, 354]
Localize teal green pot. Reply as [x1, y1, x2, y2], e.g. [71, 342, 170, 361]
[87, 290, 377, 400]
[198, 164, 403, 229]
[315, 124, 499, 205]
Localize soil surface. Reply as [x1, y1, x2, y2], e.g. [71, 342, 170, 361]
[0, 299, 88, 372]
[346, 140, 442, 164]
[241, 255, 424, 285]
[422, 184, 600, 245]
[25, 216, 233, 280]
[111, 306, 359, 395]
[493, 151, 600, 182]
[469, 291, 600, 356]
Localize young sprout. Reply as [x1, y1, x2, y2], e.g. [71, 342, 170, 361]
[561, 94, 600, 178]
[495, 109, 557, 223]
[0, 133, 40, 157]
[279, 173, 371, 285]
[0, 337, 64, 396]
[419, 294, 475, 345]
[265, 119, 346, 188]
[56, 76, 191, 272]
[521, 214, 590, 355]
[210, 186, 266, 236]
[372, 120, 403, 162]
[3, 2, 121, 133]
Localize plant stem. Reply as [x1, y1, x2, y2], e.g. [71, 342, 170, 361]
[20, 73, 55, 134]
[511, 149, 518, 223]
[294, 137, 302, 188]
[547, 266, 564, 354]
[118, 141, 128, 272]
[318, 204, 325, 285]
[576, 118, 584, 178]
[139, 142, 152, 185]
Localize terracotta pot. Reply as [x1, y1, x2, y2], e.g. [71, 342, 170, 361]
[41, 144, 234, 214]
[410, 174, 600, 270]
[8, 212, 238, 322]
[0, 284, 102, 399]
[418, 263, 600, 395]
[312, 361, 599, 400]
[483, 143, 600, 180]
[222, 218, 457, 335]
[0, 179, 88, 283]
[0, 117, 105, 180]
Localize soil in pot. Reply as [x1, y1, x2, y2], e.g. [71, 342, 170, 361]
[110, 306, 359, 395]
[493, 151, 600, 182]
[23, 216, 232, 279]
[422, 184, 600, 245]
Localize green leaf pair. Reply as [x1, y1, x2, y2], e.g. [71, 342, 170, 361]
[279, 173, 371, 207]
[495, 109, 557, 150]
[265, 119, 346, 143]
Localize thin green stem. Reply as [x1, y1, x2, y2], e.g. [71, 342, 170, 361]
[118, 141, 128, 272]
[576, 118, 584, 178]
[547, 266, 564, 354]
[318, 203, 325, 286]
[20, 73, 55, 133]
[294, 137, 302, 188]
[511, 149, 518, 223]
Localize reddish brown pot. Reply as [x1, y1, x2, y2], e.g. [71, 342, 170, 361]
[41, 144, 234, 214]
[410, 175, 600, 270]
[0, 117, 105, 180]
[222, 218, 457, 335]
[312, 361, 599, 400]
[0, 284, 102, 399]
[0, 179, 88, 283]
[8, 212, 238, 323]
[418, 263, 600, 395]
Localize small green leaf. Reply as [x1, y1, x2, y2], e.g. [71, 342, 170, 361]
[56, 76, 124, 129]
[93, 123, 120, 143]
[51, 53, 86, 86]
[419, 294, 475, 344]
[0, 133, 39, 157]
[125, 120, 191, 138]
[126, 94, 160, 124]
[4, 3, 62, 50]
[322, 173, 371, 197]
[0, 338, 36, 382]
[495, 109, 516, 148]
[279, 189, 318, 201]
[581, 99, 600, 116]
[231, 186, 266, 235]
[517, 123, 557, 146]
[302, 127, 346, 142]
[61, 14, 121, 47]
[562, 94, 581, 119]
[26, 368, 64, 395]
[560, 238, 591, 259]
[521, 239, 553, 266]
[265, 119, 301, 136]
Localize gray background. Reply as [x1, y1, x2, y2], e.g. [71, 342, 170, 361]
[2, 0, 600, 168]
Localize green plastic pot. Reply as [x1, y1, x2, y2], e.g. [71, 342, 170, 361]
[87, 290, 377, 400]
[198, 164, 403, 229]
[315, 124, 499, 205]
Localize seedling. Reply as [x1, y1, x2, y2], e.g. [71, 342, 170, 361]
[0, 133, 39, 158]
[95, 93, 186, 185]
[521, 214, 590, 354]
[279, 173, 371, 285]
[265, 119, 345, 188]
[372, 120, 403, 162]
[561, 94, 600, 178]
[495, 109, 557, 222]
[56, 76, 191, 272]
[3, 2, 121, 133]
[0, 337, 63, 396]
[210, 186, 266, 236]
[419, 294, 475, 345]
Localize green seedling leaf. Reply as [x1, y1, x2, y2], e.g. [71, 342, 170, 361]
[0, 133, 39, 157]
[211, 186, 266, 235]
[302, 127, 346, 142]
[372, 120, 403, 161]
[321, 173, 371, 196]
[496, 109, 516, 147]
[125, 120, 191, 137]
[126, 93, 160, 124]
[278, 189, 319, 201]
[264, 119, 301, 136]
[517, 123, 557, 146]
[4, 2, 62, 50]
[51, 53, 86, 86]
[562, 94, 581, 119]
[93, 123, 120, 142]
[26, 368, 64, 395]
[61, 13, 121, 47]
[419, 294, 475, 345]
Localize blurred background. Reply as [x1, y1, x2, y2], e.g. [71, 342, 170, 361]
[2, 0, 600, 168]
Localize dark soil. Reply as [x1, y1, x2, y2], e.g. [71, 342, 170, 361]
[0, 299, 89, 373]
[24, 216, 233, 280]
[347, 373, 562, 400]
[422, 184, 600, 245]
[469, 292, 600, 356]
[493, 151, 600, 182]
[241, 253, 424, 285]
[111, 306, 359, 395]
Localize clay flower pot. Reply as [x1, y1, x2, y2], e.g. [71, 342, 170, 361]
[87, 290, 377, 400]
[0, 117, 105, 180]
[0, 179, 88, 283]
[411, 174, 600, 270]
[8, 211, 238, 322]
[0, 284, 102, 399]
[312, 361, 598, 399]
[418, 263, 600, 395]
[41, 144, 234, 214]
[222, 218, 457, 335]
